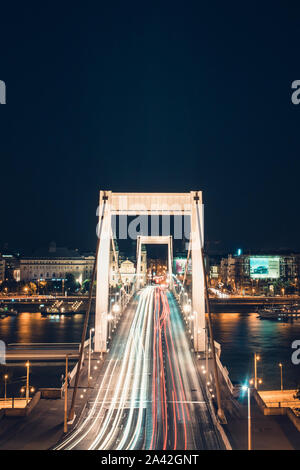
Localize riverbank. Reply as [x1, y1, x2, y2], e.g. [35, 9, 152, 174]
[211, 296, 300, 313]
[1, 294, 299, 314]
[225, 393, 300, 450]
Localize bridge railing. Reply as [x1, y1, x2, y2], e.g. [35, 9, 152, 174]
[61, 333, 94, 391]
[8, 342, 80, 349]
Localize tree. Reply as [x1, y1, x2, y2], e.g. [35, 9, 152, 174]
[0, 279, 18, 293]
[81, 279, 90, 293]
[38, 281, 48, 295]
[65, 273, 80, 293]
[294, 385, 300, 400]
[23, 282, 37, 295]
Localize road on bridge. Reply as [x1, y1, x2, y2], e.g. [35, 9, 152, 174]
[55, 287, 223, 450]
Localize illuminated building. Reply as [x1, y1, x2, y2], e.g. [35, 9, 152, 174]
[109, 245, 147, 287]
[1, 251, 21, 281]
[0, 256, 5, 282]
[19, 242, 94, 285]
[219, 253, 299, 294]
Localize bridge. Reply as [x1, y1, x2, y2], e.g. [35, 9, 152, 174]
[54, 192, 228, 450]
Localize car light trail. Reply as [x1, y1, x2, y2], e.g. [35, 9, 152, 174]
[56, 286, 223, 450]
[150, 287, 188, 450]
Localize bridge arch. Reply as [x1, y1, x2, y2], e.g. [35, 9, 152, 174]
[94, 191, 205, 352]
[136, 235, 173, 290]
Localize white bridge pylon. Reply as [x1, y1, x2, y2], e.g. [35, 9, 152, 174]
[94, 191, 205, 353]
[136, 235, 173, 290]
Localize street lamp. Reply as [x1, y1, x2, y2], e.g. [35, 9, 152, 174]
[112, 302, 121, 327]
[88, 328, 95, 387]
[183, 303, 191, 315]
[254, 353, 260, 389]
[242, 383, 252, 450]
[112, 303, 120, 314]
[107, 313, 113, 339]
[25, 361, 30, 404]
[4, 374, 8, 401]
[279, 363, 283, 391]
[64, 354, 69, 433]
[250, 377, 262, 386]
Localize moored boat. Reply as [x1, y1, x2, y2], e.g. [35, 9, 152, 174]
[0, 305, 18, 316]
[258, 303, 300, 320]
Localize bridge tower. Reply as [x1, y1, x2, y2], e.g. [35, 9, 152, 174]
[136, 235, 173, 290]
[94, 191, 206, 353]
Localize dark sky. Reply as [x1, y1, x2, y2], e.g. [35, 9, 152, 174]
[1, 2, 300, 253]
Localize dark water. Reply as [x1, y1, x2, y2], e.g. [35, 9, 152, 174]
[1, 310, 300, 398]
[212, 312, 300, 391]
[0, 311, 93, 344]
[0, 312, 94, 397]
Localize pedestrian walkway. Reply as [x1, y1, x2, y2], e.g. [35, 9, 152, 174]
[196, 353, 300, 450]
[0, 353, 104, 450]
[0, 398, 28, 409]
[224, 394, 300, 450]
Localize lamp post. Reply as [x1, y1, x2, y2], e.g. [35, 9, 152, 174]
[25, 361, 30, 404]
[205, 330, 209, 377]
[279, 363, 283, 391]
[64, 354, 69, 433]
[4, 374, 8, 401]
[242, 383, 252, 450]
[254, 353, 260, 389]
[112, 302, 120, 323]
[107, 313, 112, 340]
[88, 328, 94, 387]
[183, 302, 191, 323]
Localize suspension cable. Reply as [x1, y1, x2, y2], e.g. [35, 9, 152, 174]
[68, 193, 108, 421]
[111, 232, 122, 287]
[194, 193, 226, 423]
[182, 240, 191, 288]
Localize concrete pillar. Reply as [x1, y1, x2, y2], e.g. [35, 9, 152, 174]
[136, 236, 142, 290]
[168, 235, 173, 289]
[191, 191, 206, 352]
[95, 191, 111, 352]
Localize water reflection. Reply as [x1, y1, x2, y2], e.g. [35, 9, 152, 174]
[0, 312, 92, 344]
[212, 312, 300, 390]
[1, 311, 300, 393]
[0, 312, 92, 396]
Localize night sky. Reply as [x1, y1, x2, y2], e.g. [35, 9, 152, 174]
[1, 2, 300, 253]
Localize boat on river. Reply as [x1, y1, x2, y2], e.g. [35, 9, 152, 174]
[40, 299, 84, 316]
[0, 304, 18, 316]
[257, 303, 300, 320]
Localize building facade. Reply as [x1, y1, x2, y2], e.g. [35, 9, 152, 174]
[119, 259, 136, 284]
[218, 253, 300, 295]
[19, 243, 94, 285]
[0, 256, 5, 282]
[109, 246, 147, 287]
[1, 252, 20, 281]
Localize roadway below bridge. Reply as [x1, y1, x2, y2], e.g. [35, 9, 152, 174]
[56, 287, 223, 450]
[6, 343, 80, 361]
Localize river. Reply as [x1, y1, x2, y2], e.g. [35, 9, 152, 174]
[212, 312, 300, 390]
[0, 309, 300, 397]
